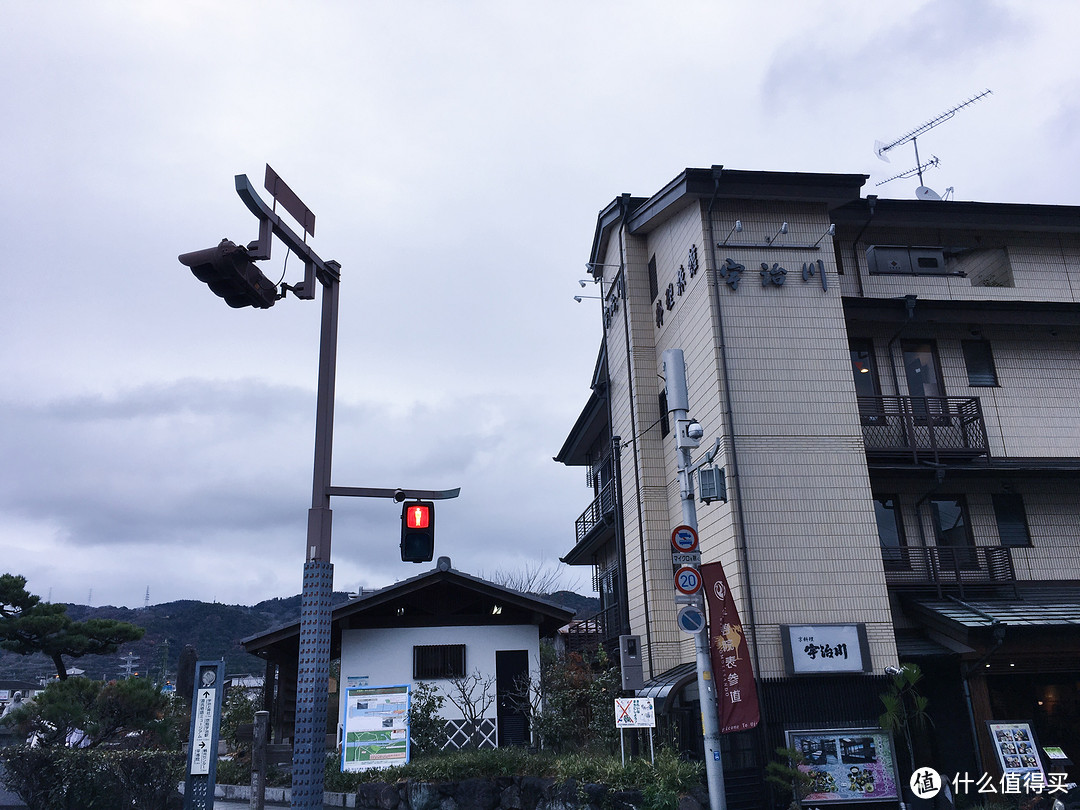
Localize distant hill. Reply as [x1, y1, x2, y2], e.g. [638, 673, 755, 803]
[0, 589, 598, 684]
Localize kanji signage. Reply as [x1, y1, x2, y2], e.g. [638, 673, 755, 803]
[781, 624, 872, 675]
[614, 697, 656, 728]
[702, 561, 759, 733]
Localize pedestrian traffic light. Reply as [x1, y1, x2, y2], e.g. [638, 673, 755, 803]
[178, 238, 279, 309]
[400, 501, 435, 563]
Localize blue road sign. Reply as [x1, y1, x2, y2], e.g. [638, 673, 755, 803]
[677, 605, 707, 634]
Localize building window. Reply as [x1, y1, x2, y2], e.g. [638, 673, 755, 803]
[962, 340, 998, 386]
[930, 496, 976, 568]
[873, 495, 907, 569]
[993, 494, 1031, 547]
[850, 338, 884, 423]
[648, 255, 659, 302]
[413, 644, 466, 679]
[902, 340, 945, 399]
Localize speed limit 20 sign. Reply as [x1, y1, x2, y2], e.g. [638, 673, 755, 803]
[674, 566, 703, 596]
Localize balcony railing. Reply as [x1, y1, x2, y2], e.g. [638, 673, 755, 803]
[574, 479, 617, 546]
[882, 545, 1017, 597]
[859, 395, 989, 463]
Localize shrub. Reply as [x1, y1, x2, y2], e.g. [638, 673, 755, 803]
[0, 746, 183, 810]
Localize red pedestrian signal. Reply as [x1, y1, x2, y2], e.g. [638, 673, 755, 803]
[401, 501, 435, 563]
[405, 503, 431, 530]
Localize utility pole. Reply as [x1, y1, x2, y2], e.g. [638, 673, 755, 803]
[662, 349, 726, 810]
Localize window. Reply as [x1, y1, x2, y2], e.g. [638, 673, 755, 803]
[930, 496, 977, 569]
[873, 495, 907, 569]
[993, 494, 1031, 547]
[850, 339, 883, 423]
[902, 340, 945, 399]
[413, 644, 466, 679]
[962, 340, 998, 386]
[648, 255, 659, 302]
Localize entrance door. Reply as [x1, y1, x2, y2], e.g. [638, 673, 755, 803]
[495, 650, 530, 747]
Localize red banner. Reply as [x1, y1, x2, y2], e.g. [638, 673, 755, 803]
[701, 561, 760, 733]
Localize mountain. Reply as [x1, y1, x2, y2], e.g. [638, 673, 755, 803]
[0, 590, 598, 684]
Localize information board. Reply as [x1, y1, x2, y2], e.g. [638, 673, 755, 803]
[341, 685, 411, 771]
[785, 728, 900, 804]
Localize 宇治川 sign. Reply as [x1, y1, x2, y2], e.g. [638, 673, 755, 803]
[781, 624, 871, 675]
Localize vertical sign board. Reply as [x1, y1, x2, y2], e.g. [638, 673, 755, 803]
[988, 722, 1046, 778]
[184, 661, 225, 810]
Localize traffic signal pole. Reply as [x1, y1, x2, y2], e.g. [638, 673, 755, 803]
[662, 349, 727, 810]
[182, 170, 460, 810]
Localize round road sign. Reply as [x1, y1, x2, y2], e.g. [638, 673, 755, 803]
[671, 525, 699, 553]
[676, 605, 707, 635]
[674, 566, 703, 596]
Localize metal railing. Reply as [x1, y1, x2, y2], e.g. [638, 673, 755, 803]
[882, 545, 1017, 597]
[859, 395, 990, 463]
[574, 479, 617, 545]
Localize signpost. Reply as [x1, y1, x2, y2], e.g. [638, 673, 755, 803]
[184, 661, 225, 810]
[615, 697, 656, 765]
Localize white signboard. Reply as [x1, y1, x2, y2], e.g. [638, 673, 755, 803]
[190, 687, 217, 775]
[341, 685, 410, 771]
[784, 624, 868, 674]
[614, 697, 656, 728]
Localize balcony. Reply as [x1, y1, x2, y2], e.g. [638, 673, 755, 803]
[859, 395, 990, 464]
[574, 479, 617, 547]
[882, 545, 1017, 597]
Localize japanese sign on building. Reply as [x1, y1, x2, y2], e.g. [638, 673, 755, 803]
[786, 728, 901, 804]
[702, 561, 759, 732]
[341, 685, 410, 772]
[781, 624, 872, 675]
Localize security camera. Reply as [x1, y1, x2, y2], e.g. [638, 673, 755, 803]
[393, 489, 407, 503]
[884, 665, 904, 676]
[687, 421, 704, 441]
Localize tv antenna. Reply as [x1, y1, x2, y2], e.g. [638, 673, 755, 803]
[874, 89, 992, 196]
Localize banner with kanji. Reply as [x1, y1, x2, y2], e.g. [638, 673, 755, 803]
[701, 561, 760, 733]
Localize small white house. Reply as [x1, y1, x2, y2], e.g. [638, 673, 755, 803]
[242, 557, 574, 749]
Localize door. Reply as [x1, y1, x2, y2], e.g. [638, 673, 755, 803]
[495, 650, 530, 747]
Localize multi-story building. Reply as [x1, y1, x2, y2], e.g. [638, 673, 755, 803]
[556, 166, 1080, 805]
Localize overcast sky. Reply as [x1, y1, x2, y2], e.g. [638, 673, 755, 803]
[3, 1, 1079, 609]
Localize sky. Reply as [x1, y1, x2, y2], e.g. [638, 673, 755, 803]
[3, 1, 1080, 609]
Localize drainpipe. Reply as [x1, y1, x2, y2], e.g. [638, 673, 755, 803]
[850, 195, 877, 298]
[886, 294, 918, 395]
[950, 598, 1006, 774]
[705, 166, 768, 751]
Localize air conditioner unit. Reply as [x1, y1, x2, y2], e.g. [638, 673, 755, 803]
[867, 246, 949, 275]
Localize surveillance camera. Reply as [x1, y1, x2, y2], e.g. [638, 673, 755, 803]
[393, 489, 407, 503]
[884, 665, 904, 676]
[687, 421, 704, 441]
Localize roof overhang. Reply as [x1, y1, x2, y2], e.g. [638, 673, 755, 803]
[833, 197, 1080, 234]
[242, 563, 575, 660]
[627, 167, 868, 236]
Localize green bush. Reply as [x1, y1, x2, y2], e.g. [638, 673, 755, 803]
[316, 744, 703, 802]
[0, 746, 183, 810]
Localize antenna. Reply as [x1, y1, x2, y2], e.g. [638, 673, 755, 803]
[873, 89, 992, 195]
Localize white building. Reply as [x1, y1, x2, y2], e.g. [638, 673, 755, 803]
[243, 557, 573, 749]
[557, 166, 1080, 805]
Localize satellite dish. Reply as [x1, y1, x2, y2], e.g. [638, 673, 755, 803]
[916, 185, 942, 201]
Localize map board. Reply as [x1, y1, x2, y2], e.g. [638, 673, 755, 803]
[341, 685, 410, 771]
